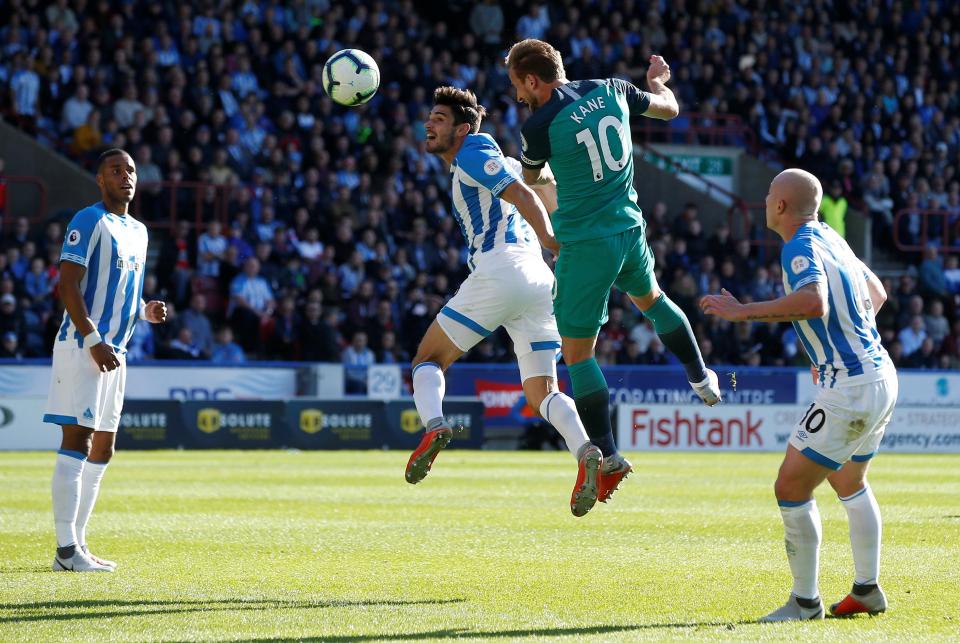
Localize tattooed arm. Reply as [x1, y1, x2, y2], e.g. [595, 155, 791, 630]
[700, 282, 826, 323]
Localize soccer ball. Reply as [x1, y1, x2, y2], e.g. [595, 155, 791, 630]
[322, 49, 380, 107]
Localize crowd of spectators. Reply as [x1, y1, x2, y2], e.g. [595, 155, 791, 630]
[2, 0, 959, 374]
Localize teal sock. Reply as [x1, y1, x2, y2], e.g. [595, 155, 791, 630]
[643, 293, 707, 382]
[568, 358, 616, 456]
[568, 358, 607, 397]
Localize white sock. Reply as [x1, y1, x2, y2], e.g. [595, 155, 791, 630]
[539, 392, 589, 458]
[75, 461, 109, 548]
[779, 499, 822, 600]
[840, 485, 881, 585]
[52, 450, 86, 549]
[412, 362, 445, 428]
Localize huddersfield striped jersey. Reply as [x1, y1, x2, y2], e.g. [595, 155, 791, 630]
[781, 221, 893, 388]
[57, 202, 148, 353]
[450, 133, 537, 271]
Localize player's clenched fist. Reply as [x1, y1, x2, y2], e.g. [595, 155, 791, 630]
[647, 55, 671, 84]
[143, 300, 167, 323]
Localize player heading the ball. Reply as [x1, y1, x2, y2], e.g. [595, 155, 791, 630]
[405, 86, 604, 518]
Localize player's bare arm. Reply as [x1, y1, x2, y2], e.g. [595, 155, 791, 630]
[500, 181, 559, 254]
[59, 260, 120, 372]
[522, 163, 556, 187]
[531, 181, 558, 214]
[642, 55, 680, 120]
[700, 282, 827, 322]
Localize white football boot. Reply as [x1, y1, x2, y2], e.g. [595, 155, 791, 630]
[759, 594, 824, 622]
[82, 545, 117, 570]
[691, 368, 722, 406]
[52, 548, 113, 572]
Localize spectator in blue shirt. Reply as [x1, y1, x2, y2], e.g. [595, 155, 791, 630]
[229, 257, 274, 353]
[179, 293, 215, 357]
[197, 220, 228, 278]
[126, 319, 155, 361]
[211, 325, 245, 364]
[23, 256, 50, 305]
[342, 330, 375, 394]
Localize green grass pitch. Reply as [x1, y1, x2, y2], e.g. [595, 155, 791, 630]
[1, 450, 958, 641]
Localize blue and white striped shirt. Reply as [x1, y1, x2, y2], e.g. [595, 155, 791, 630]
[781, 221, 893, 388]
[449, 134, 537, 271]
[58, 202, 149, 353]
[11, 69, 39, 116]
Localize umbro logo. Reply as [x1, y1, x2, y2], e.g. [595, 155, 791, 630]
[83, 408, 94, 419]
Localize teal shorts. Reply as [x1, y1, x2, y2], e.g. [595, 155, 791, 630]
[553, 225, 655, 338]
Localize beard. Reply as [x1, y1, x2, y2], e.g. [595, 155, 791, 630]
[427, 131, 456, 155]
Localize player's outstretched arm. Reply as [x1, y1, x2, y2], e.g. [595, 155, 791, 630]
[700, 283, 827, 322]
[642, 55, 679, 120]
[500, 181, 560, 255]
[60, 260, 121, 372]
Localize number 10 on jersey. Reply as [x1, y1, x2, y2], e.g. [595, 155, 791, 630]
[575, 115, 631, 182]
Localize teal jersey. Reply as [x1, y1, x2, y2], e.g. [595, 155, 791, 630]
[520, 79, 652, 242]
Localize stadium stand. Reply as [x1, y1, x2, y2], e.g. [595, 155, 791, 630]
[1, 0, 958, 370]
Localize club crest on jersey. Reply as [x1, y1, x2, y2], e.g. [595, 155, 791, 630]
[66, 230, 81, 246]
[484, 159, 502, 176]
[791, 256, 810, 275]
[520, 133, 528, 152]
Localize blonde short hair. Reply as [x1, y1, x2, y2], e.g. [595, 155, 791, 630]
[505, 39, 565, 82]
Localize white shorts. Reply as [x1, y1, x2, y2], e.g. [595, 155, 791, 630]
[789, 370, 898, 469]
[44, 345, 127, 432]
[437, 250, 560, 382]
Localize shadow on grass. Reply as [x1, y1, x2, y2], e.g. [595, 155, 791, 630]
[0, 598, 467, 624]
[0, 565, 51, 574]
[230, 621, 758, 641]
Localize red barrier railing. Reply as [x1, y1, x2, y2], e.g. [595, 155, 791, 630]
[632, 112, 758, 155]
[893, 208, 960, 253]
[0, 176, 232, 233]
[0, 175, 48, 232]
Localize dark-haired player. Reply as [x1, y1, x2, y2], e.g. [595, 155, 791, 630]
[44, 148, 167, 571]
[405, 86, 603, 518]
